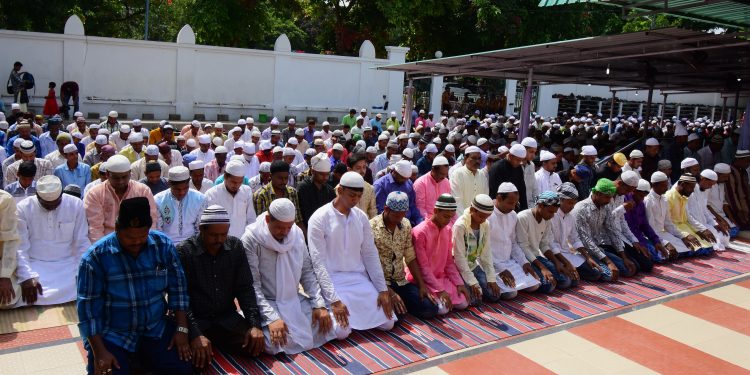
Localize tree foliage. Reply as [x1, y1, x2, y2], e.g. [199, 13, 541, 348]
[0, 0, 723, 60]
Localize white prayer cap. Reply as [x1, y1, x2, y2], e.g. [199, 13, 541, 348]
[394, 160, 412, 178]
[225, 161, 245, 177]
[477, 138, 488, 147]
[680, 157, 698, 169]
[389, 154, 403, 165]
[144, 145, 159, 156]
[90, 123, 100, 130]
[687, 133, 700, 142]
[412, 164, 418, 174]
[288, 118, 296, 125]
[425, 144, 438, 154]
[168, 166, 190, 182]
[0, 121, 8, 130]
[465, 146, 481, 155]
[636, 179, 651, 192]
[259, 141, 272, 151]
[305, 148, 317, 156]
[432, 155, 449, 166]
[72, 132, 83, 139]
[714, 163, 731, 174]
[322, 121, 330, 127]
[282, 147, 295, 157]
[467, 135, 477, 145]
[366, 146, 378, 154]
[188, 160, 204, 171]
[94, 136, 108, 147]
[645, 137, 660, 146]
[233, 141, 245, 150]
[198, 134, 211, 144]
[214, 122, 223, 129]
[259, 162, 272, 173]
[215, 146, 228, 154]
[108, 110, 118, 118]
[400, 148, 413, 160]
[11, 103, 20, 110]
[629, 149, 644, 159]
[497, 182, 518, 194]
[269, 198, 296, 222]
[311, 153, 331, 172]
[128, 133, 144, 143]
[581, 145, 597, 156]
[509, 144, 527, 158]
[340, 171, 365, 189]
[19, 140, 35, 154]
[539, 150, 555, 162]
[107, 155, 132, 173]
[498, 145, 509, 154]
[444, 144, 456, 153]
[674, 123, 688, 136]
[243, 143, 256, 154]
[63, 143, 78, 154]
[295, 128, 304, 136]
[247, 117, 255, 124]
[700, 169, 718, 181]
[270, 117, 280, 125]
[332, 143, 344, 152]
[621, 170, 639, 187]
[191, 120, 201, 128]
[521, 137, 538, 148]
[252, 130, 261, 137]
[186, 139, 197, 148]
[238, 119, 247, 125]
[651, 171, 668, 183]
[231, 126, 242, 135]
[36, 175, 62, 201]
[118, 125, 131, 134]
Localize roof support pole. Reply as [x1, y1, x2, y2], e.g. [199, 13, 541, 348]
[404, 78, 414, 133]
[609, 90, 617, 134]
[721, 96, 727, 121]
[645, 86, 654, 123]
[734, 89, 740, 124]
[661, 93, 668, 127]
[519, 67, 534, 139]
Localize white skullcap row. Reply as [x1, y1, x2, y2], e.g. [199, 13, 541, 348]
[63, 144, 78, 154]
[269, 198, 296, 222]
[259, 162, 272, 173]
[645, 137, 660, 146]
[432, 155, 449, 166]
[145, 145, 159, 156]
[340, 171, 365, 189]
[650, 171, 669, 183]
[168, 166, 190, 182]
[95, 135, 108, 145]
[521, 137, 537, 148]
[465, 146, 481, 155]
[311, 153, 331, 173]
[581, 145, 597, 156]
[509, 144, 526, 158]
[629, 149, 643, 159]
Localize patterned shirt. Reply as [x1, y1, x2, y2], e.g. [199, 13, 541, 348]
[370, 214, 415, 286]
[253, 182, 303, 225]
[77, 231, 189, 352]
[571, 197, 623, 259]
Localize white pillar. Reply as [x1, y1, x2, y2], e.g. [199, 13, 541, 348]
[505, 79, 517, 115]
[385, 46, 410, 118]
[175, 25, 196, 120]
[272, 34, 293, 122]
[694, 106, 699, 120]
[429, 75, 444, 116]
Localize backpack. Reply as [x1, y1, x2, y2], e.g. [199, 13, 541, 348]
[22, 72, 34, 90]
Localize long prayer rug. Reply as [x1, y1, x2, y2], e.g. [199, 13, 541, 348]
[205, 249, 750, 375]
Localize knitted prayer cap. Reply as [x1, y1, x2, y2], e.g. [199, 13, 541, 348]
[472, 194, 494, 214]
[557, 182, 579, 200]
[200, 205, 230, 226]
[678, 173, 697, 183]
[591, 178, 616, 196]
[434, 194, 457, 211]
[535, 191, 560, 206]
[385, 191, 409, 212]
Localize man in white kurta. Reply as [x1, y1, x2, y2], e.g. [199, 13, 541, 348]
[204, 161, 256, 238]
[188, 160, 213, 194]
[643, 172, 694, 254]
[189, 135, 215, 165]
[450, 146, 488, 213]
[242, 199, 344, 355]
[535, 150, 562, 193]
[707, 163, 739, 238]
[155, 166, 208, 244]
[307, 172, 396, 331]
[487, 182, 539, 299]
[16, 176, 90, 306]
[688, 170, 728, 250]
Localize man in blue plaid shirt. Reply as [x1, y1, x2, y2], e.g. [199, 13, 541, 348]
[77, 197, 192, 375]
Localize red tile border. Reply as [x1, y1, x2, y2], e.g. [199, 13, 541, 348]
[439, 347, 554, 375]
[665, 294, 750, 336]
[0, 326, 72, 351]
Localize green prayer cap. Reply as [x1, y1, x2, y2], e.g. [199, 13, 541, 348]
[591, 178, 616, 196]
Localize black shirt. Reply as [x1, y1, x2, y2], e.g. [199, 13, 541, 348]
[297, 177, 336, 227]
[177, 235, 261, 337]
[488, 158, 528, 211]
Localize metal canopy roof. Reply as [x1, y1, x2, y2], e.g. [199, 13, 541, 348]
[537, 0, 750, 29]
[376, 28, 750, 93]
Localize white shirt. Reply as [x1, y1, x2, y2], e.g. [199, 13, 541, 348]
[449, 165, 488, 214]
[110, 133, 130, 151]
[550, 209, 584, 254]
[159, 150, 183, 168]
[190, 178, 213, 194]
[523, 162, 538, 209]
[535, 168, 562, 194]
[204, 183, 256, 238]
[687, 187, 715, 230]
[487, 207, 528, 271]
[189, 148, 215, 165]
[644, 190, 686, 238]
[154, 189, 208, 243]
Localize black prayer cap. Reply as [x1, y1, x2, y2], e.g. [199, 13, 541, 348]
[117, 197, 152, 229]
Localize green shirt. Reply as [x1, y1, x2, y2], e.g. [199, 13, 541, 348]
[342, 114, 357, 128]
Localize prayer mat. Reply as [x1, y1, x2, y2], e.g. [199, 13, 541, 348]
[0, 302, 78, 335]
[205, 249, 750, 375]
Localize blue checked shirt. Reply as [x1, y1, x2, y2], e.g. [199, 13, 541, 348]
[77, 230, 189, 352]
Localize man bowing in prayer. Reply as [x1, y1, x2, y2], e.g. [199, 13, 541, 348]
[77, 197, 192, 375]
[243, 198, 346, 354]
[177, 205, 264, 369]
[307, 171, 396, 332]
[16, 176, 89, 306]
[0, 190, 21, 308]
[155, 166, 208, 244]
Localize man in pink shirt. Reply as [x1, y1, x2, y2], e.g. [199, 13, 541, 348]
[407, 194, 469, 315]
[84, 155, 157, 243]
[413, 156, 451, 220]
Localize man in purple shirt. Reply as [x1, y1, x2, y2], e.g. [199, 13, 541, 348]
[373, 160, 422, 227]
[624, 179, 674, 263]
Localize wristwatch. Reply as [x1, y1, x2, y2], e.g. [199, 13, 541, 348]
[176, 326, 189, 334]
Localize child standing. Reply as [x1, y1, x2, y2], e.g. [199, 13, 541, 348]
[43, 81, 59, 117]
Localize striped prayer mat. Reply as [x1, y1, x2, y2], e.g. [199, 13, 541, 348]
[205, 249, 750, 375]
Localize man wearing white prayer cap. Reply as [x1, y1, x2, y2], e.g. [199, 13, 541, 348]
[644, 171, 699, 257]
[373, 160, 423, 226]
[535, 150, 561, 193]
[665, 173, 717, 255]
[84, 154, 158, 242]
[98, 110, 120, 133]
[174, 205, 264, 364]
[53, 143, 91, 190]
[118, 132, 145, 163]
[204, 160, 257, 238]
[706, 163, 739, 239]
[190, 134, 216, 165]
[686, 169, 728, 250]
[488, 143, 527, 211]
[111, 124, 132, 151]
[413, 155, 451, 220]
[188, 159, 213, 194]
[130, 145, 169, 181]
[154, 166, 208, 243]
[243, 198, 347, 354]
[307, 171, 397, 333]
[15, 175, 90, 307]
[449, 146, 488, 214]
[4, 140, 53, 188]
[680, 157, 700, 176]
[297, 153, 335, 227]
[578, 145, 598, 198]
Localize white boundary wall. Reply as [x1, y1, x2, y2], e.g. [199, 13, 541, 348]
[0, 16, 409, 123]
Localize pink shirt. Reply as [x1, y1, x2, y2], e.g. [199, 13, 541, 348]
[413, 173, 451, 220]
[204, 159, 225, 182]
[407, 220, 466, 305]
[84, 180, 158, 243]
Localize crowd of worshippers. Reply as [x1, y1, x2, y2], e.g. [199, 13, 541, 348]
[0, 102, 749, 374]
